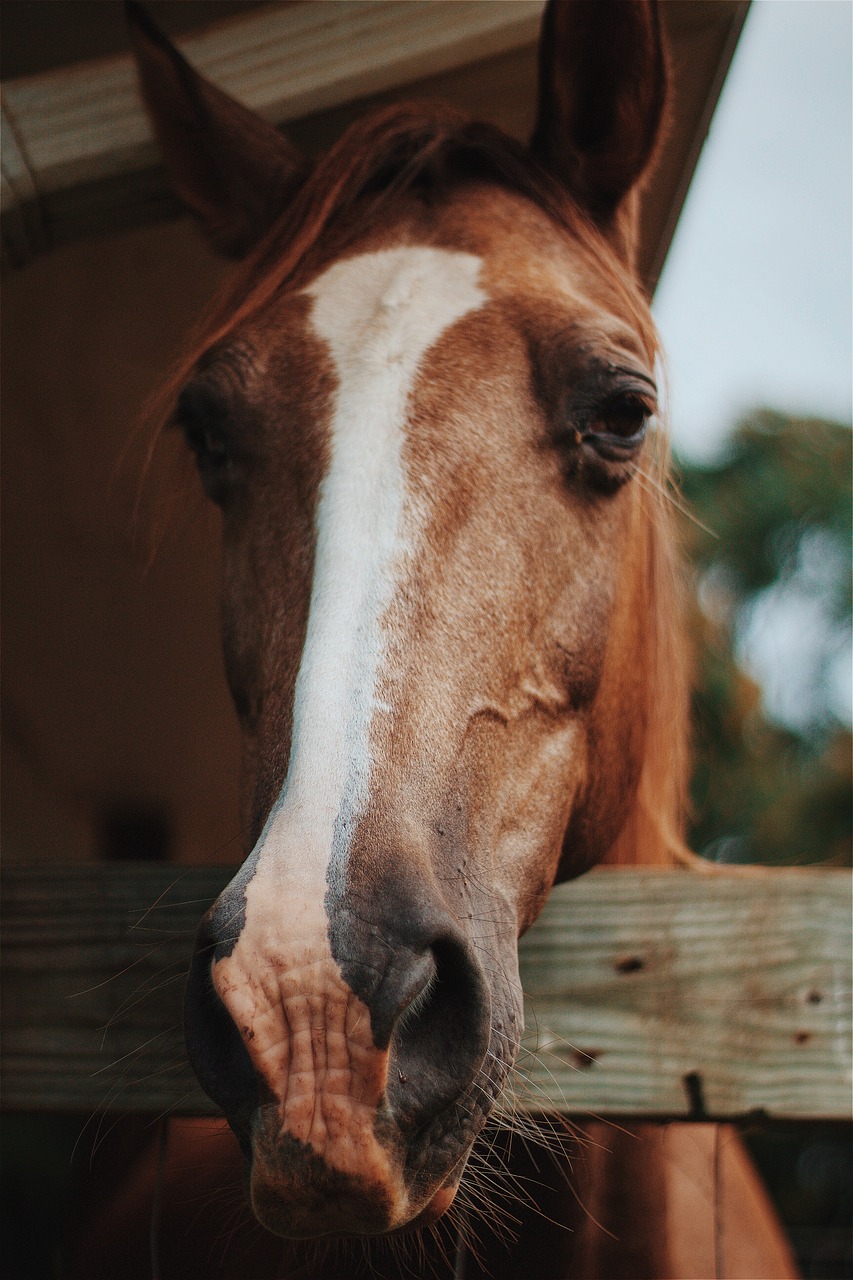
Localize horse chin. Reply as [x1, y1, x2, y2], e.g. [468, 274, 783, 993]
[245, 1127, 464, 1239]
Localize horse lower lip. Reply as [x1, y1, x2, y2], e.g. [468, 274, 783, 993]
[241, 1105, 471, 1238]
[249, 1162, 461, 1240]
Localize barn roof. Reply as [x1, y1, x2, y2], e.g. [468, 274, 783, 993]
[1, 0, 749, 287]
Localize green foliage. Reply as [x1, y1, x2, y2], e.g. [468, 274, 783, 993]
[677, 409, 852, 866]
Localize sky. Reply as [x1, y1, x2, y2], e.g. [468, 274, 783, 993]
[654, 0, 852, 461]
[654, 0, 852, 729]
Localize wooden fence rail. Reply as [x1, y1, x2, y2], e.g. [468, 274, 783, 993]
[1, 864, 850, 1121]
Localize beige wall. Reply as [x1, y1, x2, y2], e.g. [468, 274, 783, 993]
[2, 217, 243, 864]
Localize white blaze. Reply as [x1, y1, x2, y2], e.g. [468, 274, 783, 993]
[208, 248, 486, 1152]
[256, 246, 486, 887]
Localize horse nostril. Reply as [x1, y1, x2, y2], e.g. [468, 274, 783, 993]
[387, 935, 490, 1133]
[183, 915, 258, 1144]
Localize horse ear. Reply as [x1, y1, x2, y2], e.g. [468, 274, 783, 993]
[126, 0, 309, 258]
[530, 0, 667, 233]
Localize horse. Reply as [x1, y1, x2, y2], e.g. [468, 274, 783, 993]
[70, 2, 798, 1275]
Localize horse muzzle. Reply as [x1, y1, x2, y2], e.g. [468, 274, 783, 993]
[183, 875, 499, 1237]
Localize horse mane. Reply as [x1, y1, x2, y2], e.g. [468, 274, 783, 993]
[156, 100, 690, 870]
[603, 470, 691, 867]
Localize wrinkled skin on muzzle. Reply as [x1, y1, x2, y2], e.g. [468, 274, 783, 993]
[187, 851, 516, 1237]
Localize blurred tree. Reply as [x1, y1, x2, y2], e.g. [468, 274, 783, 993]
[677, 408, 852, 867]
[679, 411, 852, 1277]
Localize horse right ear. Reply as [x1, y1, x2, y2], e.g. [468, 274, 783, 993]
[530, 0, 667, 244]
[126, 1, 309, 258]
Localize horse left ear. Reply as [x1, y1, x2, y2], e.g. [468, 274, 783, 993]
[126, 1, 309, 258]
[530, 0, 667, 242]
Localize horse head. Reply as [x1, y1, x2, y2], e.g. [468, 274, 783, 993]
[129, 0, 687, 1239]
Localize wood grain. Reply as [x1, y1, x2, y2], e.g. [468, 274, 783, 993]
[516, 868, 852, 1120]
[2, 863, 849, 1120]
[1, 0, 543, 265]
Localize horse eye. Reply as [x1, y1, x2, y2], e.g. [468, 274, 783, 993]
[172, 373, 244, 504]
[582, 393, 652, 458]
[184, 420, 229, 463]
[176, 390, 238, 505]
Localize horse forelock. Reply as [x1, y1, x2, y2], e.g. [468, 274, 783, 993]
[157, 102, 658, 399]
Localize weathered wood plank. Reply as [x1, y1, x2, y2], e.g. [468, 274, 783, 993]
[1, 864, 225, 1114]
[516, 869, 852, 1121]
[1, 864, 849, 1119]
[1, 0, 544, 265]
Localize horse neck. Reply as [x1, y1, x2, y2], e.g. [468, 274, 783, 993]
[604, 486, 690, 868]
